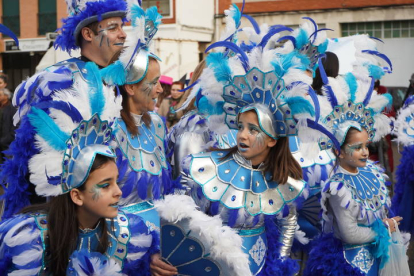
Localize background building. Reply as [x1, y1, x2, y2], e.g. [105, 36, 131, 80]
[215, 0, 414, 88]
[1, 0, 413, 89]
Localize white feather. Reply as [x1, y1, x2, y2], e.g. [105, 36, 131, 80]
[12, 245, 43, 266]
[4, 218, 40, 247]
[129, 233, 152, 248]
[9, 268, 42, 276]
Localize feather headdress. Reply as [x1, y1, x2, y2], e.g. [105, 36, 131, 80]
[101, 2, 162, 85]
[28, 62, 122, 196]
[299, 58, 392, 153]
[54, 0, 127, 53]
[393, 96, 414, 146]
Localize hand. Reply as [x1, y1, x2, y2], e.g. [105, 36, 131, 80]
[150, 253, 178, 276]
[383, 216, 403, 232]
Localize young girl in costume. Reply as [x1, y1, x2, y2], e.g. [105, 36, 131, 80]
[172, 13, 320, 271]
[0, 62, 157, 275]
[303, 63, 408, 275]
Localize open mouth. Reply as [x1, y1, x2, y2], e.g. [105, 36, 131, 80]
[238, 142, 249, 152]
[359, 158, 367, 162]
[113, 43, 124, 46]
[109, 202, 119, 208]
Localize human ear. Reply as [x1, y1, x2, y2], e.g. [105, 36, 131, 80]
[81, 27, 94, 42]
[70, 189, 84, 207]
[336, 149, 344, 159]
[124, 84, 135, 96]
[267, 138, 277, 148]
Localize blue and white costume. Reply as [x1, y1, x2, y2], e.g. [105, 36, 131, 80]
[301, 48, 399, 275]
[0, 58, 157, 275]
[162, 6, 319, 272]
[0, 0, 128, 219]
[0, 211, 156, 275]
[101, 3, 178, 232]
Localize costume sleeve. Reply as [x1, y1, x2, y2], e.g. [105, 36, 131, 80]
[122, 213, 159, 276]
[328, 193, 377, 244]
[277, 204, 297, 257]
[0, 215, 43, 276]
[68, 250, 125, 276]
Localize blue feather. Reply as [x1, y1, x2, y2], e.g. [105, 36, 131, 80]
[101, 60, 127, 85]
[309, 29, 333, 45]
[285, 96, 315, 117]
[231, 4, 241, 28]
[34, 101, 83, 123]
[0, 24, 19, 46]
[295, 29, 309, 49]
[317, 39, 329, 54]
[344, 73, 357, 102]
[362, 77, 375, 106]
[228, 209, 239, 227]
[123, 170, 138, 198]
[130, 4, 145, 27]
[371, 219, 391, 268]
[209, 201, 220, 216]
[0, 117, 37, 219]
[362, 50, 393, 72]
[318, 58, 338, 108]
[277, 35, 296, 48]
[145, 6, 163, 28]
[302, 17, 318, 42]
[367, 64, 385, 80]
[242, 14, 260, 34]
[151, 175, 161, 199]
[205, 52, 232, 83]
[307, 119, 341, 151]
[85, 62, 105, 116]
[258, 26, 293, 49]
[137, 172, 149, 200]
[205, 41, 249, 72]
[27, 107, 69, 151]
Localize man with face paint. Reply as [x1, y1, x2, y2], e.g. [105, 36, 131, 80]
[0, 0, 128, 219]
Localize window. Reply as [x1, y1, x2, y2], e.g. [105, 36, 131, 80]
[38, 0, 57, 35]
[2, 1, 20, 37]
[141, 0, 172, 18]
[341, 20, 414, 39]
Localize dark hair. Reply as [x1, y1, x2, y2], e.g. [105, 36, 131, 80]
[78, 21, 100, 46]
[219, 137, 302, 184]
[0, 74, 8, 84]
[312, 52, 339, 95]
[20, 154, 115, 275]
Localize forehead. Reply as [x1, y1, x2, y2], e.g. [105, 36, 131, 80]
[98, 17, 123, 27]
[238, 110, 259, 124]
[144, 59, 160, 80]
[347, 128, 369, 144]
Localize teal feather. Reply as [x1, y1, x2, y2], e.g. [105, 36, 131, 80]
[285, 96, 315, 116]
[317, 40, 328, 53]
[383, 93, 393, 109]
[367, 64, 385, 80]
[85, 62, 105, 116]
[145, 6, 162, 28]
[296, 29, 308, 49]
[231, 4, 241, 27]
[131, 4, 145, 27]
[344, 73, 357, 102]
[206, 52, 232, 83]
[100, 60, 127, 86]
[371, 219, 391, 269]
[28, 107, 70, 151]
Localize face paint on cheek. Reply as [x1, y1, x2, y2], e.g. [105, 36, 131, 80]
[251, 132, 266, 149]
[89, 183, 107, 201]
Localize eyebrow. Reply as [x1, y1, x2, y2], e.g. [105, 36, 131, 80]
[95, 175, 118, 185]
[247, 123, 261, 130]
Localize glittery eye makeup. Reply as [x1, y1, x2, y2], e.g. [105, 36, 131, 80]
[345, 142, 368, 156]
[141, 77, 160, 95]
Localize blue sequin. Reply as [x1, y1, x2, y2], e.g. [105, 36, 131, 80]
[150, 160, 155, 167]
[231, 195, 236, 201]
[120, 216, 126, 222]
[117, 248, 124, 253]
[199, 167, 204, 173]
[269, 199, 274, 205]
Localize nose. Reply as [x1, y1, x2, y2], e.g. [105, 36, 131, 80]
[114, 183, 122, 198]
[237, 127, 248, 141]
[362, 146, 369, 156]
[119, 27, 127, 40]
[156, 81, 163, 94]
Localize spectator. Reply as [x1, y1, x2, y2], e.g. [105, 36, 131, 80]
[0, 74, 12, 98]
[155, 75, 173, 111]
[158, 81, 185, 129]
[403, 73, 414, 103]
[0, 89, 16, 164]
